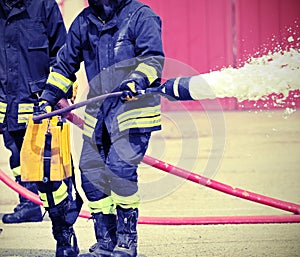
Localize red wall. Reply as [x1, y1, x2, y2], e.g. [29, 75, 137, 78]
[79, 0, 300, 111]
[141, 0, 300, 111]
[236, 0, 300, 65]
[142, 0, 300, 71]
[142, 0, 234, 74]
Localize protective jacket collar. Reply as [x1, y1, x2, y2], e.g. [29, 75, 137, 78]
[89, 0, 130, 21]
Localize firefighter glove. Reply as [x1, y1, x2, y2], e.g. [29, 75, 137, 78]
[34, 100, 52, 116]
[119, 72, 148, 101]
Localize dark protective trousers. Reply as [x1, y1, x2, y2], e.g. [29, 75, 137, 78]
[3, 129, 26, 171]
[79, 126, 150, 205]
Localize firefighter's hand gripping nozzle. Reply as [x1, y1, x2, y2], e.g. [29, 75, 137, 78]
[33, 101, 52, 124]
[119, 71, 149, 101]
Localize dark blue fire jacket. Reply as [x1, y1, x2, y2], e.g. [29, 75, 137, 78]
[0, 0, 66, 131]
[41, 0, 165, 142]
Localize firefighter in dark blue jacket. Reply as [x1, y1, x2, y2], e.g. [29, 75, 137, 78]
[0, 1, 80, 257]
[40, 0, 164, 256]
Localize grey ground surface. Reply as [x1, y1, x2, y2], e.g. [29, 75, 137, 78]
[1, 110, 300, 257]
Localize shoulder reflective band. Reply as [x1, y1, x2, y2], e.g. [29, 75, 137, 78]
[47, 71, 74, 93]
[135, 63, 158, 85]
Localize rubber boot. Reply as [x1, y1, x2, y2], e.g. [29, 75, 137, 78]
[2, 177, 43, 223]
[79, 213, 117, 257]
[48, 198, 79, 257]
[113, 207, 138, 257]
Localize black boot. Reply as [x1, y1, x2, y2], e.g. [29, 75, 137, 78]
[79, 212, 117, 257]
[2, 177, 43, 224]
[113, 207, 138, 257]
[48, 198, 79, 257]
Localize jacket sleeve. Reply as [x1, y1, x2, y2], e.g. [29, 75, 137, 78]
[127, 8, 165, 88]
[45, 0, 67, 66]
[40, 16, 84, 106]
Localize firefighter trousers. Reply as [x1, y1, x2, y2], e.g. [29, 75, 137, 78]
[79, 128, 150, 212]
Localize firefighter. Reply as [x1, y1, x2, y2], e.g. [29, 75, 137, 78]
[39, 0, 164, 256]
[0, 0, 65, 223]
[0, 1, 81, 256]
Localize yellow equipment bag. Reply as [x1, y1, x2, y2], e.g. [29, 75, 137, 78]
[21, 116, 72, 182]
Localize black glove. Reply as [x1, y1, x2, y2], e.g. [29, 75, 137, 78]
[119, 73, 148, 101]
[33, 100, 52, 116]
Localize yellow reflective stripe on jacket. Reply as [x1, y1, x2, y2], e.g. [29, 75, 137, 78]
[117, 105, 160, 123]
[12, 166, 21, 177]
[39, 182, 68, 208]
[47, 71, 73, 93]
[18, 103, 34, 123]
[135, 63, 158, 84]
[83, 125, 94, 138]
[117, 105, 161, 132]
[83, 112, 97, 138]
[0, 113, 5, 123]
[18, 103, 34, 113]
[0, 101, 7, 123]
[0, 102, 7, 112]
[118, 116, 161, 132]
[88, 196, 115, 215]
[84, 112, 97, 128]
[18, 114, 31, 123]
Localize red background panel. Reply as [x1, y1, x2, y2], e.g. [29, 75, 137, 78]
[141, 0, 300, 111]
[80, 0, 300, 110]
[235, 0, 300, 64]
[141, 0, 234, 74]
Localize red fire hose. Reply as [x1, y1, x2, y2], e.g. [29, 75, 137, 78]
[1, 96, 300, 225]
[142, 155, 300, 214]
[1, 169, 300, 224]
[56, 98, 300, 215]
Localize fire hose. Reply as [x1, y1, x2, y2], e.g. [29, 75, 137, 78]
[1, 92, 300, 225]
[1, 169, 300, 224]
